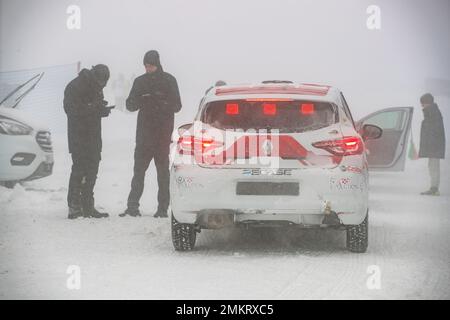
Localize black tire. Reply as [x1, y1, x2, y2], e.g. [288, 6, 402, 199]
[346, 213, 368, 253]
[171, 213, 197, 251]
[0, 181, 17, 189]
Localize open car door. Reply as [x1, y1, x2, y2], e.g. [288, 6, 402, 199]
[356, 107, 414, 171]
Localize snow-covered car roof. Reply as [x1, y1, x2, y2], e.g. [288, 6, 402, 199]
[202, 81, 342, 104]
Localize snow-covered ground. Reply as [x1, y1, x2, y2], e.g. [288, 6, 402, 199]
[0, 111, 449, 299]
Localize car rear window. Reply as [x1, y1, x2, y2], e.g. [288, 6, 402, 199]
[202, 99, 337, 132]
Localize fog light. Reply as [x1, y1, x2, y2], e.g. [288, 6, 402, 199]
[10, 153, 35, 166]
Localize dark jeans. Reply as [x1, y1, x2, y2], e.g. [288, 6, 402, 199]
[67, 152, 101, 209]
[127, 143, 170, 212]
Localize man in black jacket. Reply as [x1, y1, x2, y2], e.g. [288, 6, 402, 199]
[419, 93, 446, 196]
[120, 50, 182, 218]
[63, 64, 112, 219]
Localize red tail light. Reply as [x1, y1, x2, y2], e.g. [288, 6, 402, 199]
[177, 136, 222, 156]
[312, 137, 363, 156]
[178, 136, 195, 155]
[301, 103, 314, 115]
[226, 103, 239, 115]
[263, 103, 276, 115]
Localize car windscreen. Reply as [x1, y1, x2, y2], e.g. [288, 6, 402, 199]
[201, 99, 337, 132]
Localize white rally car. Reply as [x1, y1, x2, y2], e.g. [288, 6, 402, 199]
[0, 107, 54, 188]
[0, 73, 54, 188]
[170, 81, 413, 252]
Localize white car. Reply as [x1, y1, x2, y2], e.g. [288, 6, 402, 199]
[170, 81, 413, 252]
[0, 106, 54, 188]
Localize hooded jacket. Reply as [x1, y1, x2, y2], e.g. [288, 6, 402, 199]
[419, 103, 446, 159]
[63, 68, 105, 155]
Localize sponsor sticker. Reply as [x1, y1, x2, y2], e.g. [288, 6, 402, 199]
[330, 177, 365, 192]
[176, 176, 204, 189]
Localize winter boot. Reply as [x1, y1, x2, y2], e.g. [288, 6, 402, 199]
[67, 183, 83, 219]
[420, 187, 440, 196]
[82, 197, 109, 218]
[119, 207, 142, 217]
[153, 208, 168, 218]
[84, 207, 109, 218]
[68, 206, 84, 219]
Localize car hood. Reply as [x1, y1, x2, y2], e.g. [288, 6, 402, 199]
[0, 106, 50, 132]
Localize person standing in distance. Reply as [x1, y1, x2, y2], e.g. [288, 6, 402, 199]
[419, 93, 446, 196]
[120, 50, 182, 217]
[63, 64, 112, 219]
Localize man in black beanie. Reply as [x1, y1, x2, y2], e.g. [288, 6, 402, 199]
[419, 93, 446, 196]
[120, 50, 182, 217]
[63, 64, 112, 219]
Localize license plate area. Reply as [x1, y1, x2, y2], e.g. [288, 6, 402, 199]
[236, 182, 299, 196]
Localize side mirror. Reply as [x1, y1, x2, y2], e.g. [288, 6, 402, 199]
[361, 124, 382, 141]
[177, 123, 193, 136]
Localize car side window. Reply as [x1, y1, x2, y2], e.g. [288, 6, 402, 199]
[340, 93, 355, 127]
[363, 111, 404, 130]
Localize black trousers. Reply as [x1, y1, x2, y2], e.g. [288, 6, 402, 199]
[127, 142, 170, 212]
[67, 152, 101, 209]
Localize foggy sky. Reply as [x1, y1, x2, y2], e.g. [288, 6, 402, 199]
[1, 0, 449, 125]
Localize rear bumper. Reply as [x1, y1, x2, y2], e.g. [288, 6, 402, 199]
[170, 164, 369, 226]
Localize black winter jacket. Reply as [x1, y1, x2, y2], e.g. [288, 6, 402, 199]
[419, 103, 446, 159]
[63, 69, 105, 155]
[126, 69, 182, 149]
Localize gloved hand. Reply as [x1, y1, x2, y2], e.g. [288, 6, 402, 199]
[88, 99, 108, 109]
[126, 103, 140, 112]
[99, 107, 111, 117]
[137, 92, 167, 109]
[88, 100, 110, 117]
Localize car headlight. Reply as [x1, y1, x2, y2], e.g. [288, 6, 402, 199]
[0, 118, 33, 135]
